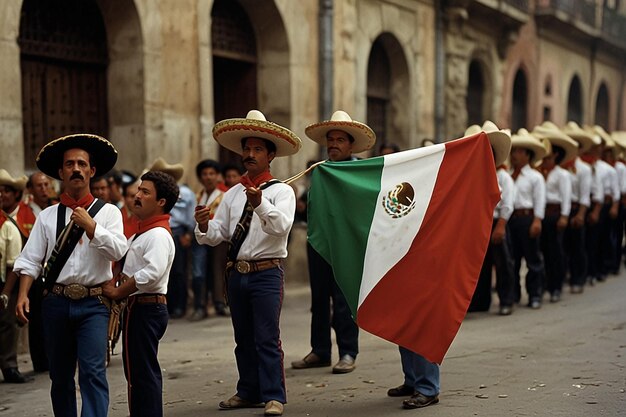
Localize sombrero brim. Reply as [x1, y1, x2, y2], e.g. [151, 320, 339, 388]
[612, 132, 626, 149]
[546, 137, 578, 164]
[487, 131, 511, 166]
[36, 134, 118, 180]
[212, 118, 302, 157]
[305, 121, 376, 154]
[511, 137, 547, 166]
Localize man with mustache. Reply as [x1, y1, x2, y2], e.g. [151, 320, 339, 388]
[13, 134, 127, 417]
[103, 170, 178, 417]
[292, 111, 375, 374]
[195, 110, 301, 416]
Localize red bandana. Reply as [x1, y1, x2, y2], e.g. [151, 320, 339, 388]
[0, 211, 8, 228]
[580, 155, 596, 165]
[240, 170, 274, 188]
[137, 214, 171, 235]
[60, 193, 95, 210]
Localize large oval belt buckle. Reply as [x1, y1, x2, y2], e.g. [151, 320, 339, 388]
[235, 261, 251, 274]
[64, 283, 88, 300]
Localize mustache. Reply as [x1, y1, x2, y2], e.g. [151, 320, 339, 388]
[243, 157, 256, 163]
[70, 172, 84, 180]
[328, 147, 340, 152]
[134, 200, 142, 207]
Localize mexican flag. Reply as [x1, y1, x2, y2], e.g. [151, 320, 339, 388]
[307, 132, 500, 364]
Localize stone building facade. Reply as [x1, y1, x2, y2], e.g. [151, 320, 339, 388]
[0, 0, 625, 182]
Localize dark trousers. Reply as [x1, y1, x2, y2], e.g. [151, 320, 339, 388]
[470, 219, 515, 311]
[307, 243, 359, 360]
[541, 214, 566, 294]
[28, 279, 48, 372]
[508, 215, 545, 302]
[565, 208, 587, 287]
[167, 227, 188, 315]
[123, 297, 168, 417]
[228, 267, 286, 403]
[191, 240, 214, 311]
[0, 284, 18, 371]
[42, 294, 110, 417]
[599, 204, 617, 276]
[610, 204, 623, 273]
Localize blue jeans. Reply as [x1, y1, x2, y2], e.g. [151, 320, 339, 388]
[191, 239, 213, 310]
[399, 347, 440, 396]
[42, 294, 110, 417]
[227, 266, 286, 403]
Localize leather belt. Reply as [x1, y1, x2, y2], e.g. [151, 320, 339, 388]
[228, 259, 282, 274]
[131, 294, 167, 305]
[545, 203, 561, 216]
[511, 208, 533, 218]
[50, 283, 103, 300]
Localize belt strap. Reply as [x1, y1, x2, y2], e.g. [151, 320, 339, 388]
[131, 294, 167, 305]
[50, 283, 103, 300]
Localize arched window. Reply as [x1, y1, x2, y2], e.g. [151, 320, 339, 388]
[367, 37, 391, 145]
[567, 75, 583, 124]
[512, 69, 528, 131]
[466, 60, 485, 126]
[595, 83, 610, 128]
[19, 0, 108, 169]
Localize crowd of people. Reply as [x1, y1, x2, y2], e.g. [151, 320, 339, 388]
[0, 112, 625, 416]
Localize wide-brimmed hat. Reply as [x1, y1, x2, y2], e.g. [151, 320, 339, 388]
[531, 121, 578, 164]
[612, 131, 626, 150]
[305, 110, 376, 153]
[149, 157, 184, 182]
[463, 120, 512, 166]
[588, 125, 620, 159]
[36, 134, 118, 180]
[212, 110, 302, 157]
[511, 128, 547, 166]
[562, 122, 600, 153]
[0, 169, 28, 191]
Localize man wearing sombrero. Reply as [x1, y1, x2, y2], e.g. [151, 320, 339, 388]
[13, 134, 128, 417]
[195, 110, 301, 416]
[292, 111, 375, 375]
[508, 128, 547, 309]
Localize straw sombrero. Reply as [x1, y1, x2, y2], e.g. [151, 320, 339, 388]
[36, 134, 118, 180]
[149, 157, 184, 182]
[612, 131, 626, 150]
[305, 110, 376, 153]
[531, 121, 578, 164]
[463, 120, 512, 166]
[212, 110, 302, 157]
[511, 128, 547, 166]
[562, 122, 600, 153]
[0, 169, 28, 191]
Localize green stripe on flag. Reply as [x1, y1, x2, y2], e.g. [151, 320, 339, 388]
[307, 157, 384, 316]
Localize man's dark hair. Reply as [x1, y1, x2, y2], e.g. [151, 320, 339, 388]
[379, 142, 400, 154]
[140, 170, 180, 213]
[106, 170, 123, 186]
[526, 148, 535, 162]
[90, 176, 108, 186]
[552, 145, 566, 165]
[195, 159, 222, 180]
[222, 163, 244, 176]
[122, 180, 138, 197]
[241, 137, 277, 155]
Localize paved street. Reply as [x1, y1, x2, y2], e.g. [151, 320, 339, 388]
[1, 273, 625, 417]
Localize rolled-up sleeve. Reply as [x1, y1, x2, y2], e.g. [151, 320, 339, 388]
[254, 186, 295, 237]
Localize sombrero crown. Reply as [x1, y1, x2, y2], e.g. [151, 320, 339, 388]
[149, 157, 184, 181]
[562, 121, 600, 153]
[463, 120, 511, 166]
[511, 128, 547, 166]
[305, 110, 376, 153]
[0, 169, 28, 191]
[212, 110, 302, 157]
[36, 134, 118, 180]
[531, 121, 578, 164]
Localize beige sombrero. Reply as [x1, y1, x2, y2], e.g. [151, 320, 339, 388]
[36, 134, 118, 180]
[612, 131, 626, 150]
[511, 128, 547, 166]
[463, 120, 512, 166]
[589, 125, 620, 159]
[212, 110, 302, 157]
[562, 122, 600, 153]
[305, 110, 376, 153]
[531, 121, 578, 164]
[149, 157, 184, 182]
[0, 169, 28, 191]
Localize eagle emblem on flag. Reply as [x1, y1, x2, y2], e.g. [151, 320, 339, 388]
[382, 182, 416, 218]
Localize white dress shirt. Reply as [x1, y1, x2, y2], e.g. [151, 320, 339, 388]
[197, 188, 223, 207]
[512, 164, 546, 219]
[570, 158, 592, 208]
[545, 166, 572, 216]
[495, 168, 515, 220]
[124, 227, 174, 295]
[595, 160, 620, 202]
[195, 182, 295, 260]
[1, 220, 22, 283]
[13, 201, 128, 287]
[615, 161, 626, 194]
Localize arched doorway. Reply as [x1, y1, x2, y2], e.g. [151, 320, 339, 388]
[211, 0, 257, 166]
[595, 83, 609, 128]
[467, 60, 485, 126]
[511, 69, 528, 132]
[367, 37, 391, 148]
[567, 75, 583, 124]
[19, 0, 109, 170]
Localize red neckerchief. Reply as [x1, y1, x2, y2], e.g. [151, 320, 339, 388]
[137, 214, 171, 235]
[240, 170, 274, 188]
[540, 163, 555, 179]
[497, 164, 508, 171]
[60, 193, 95, 210]
[0, 211, 8, 228]
[580, 155, 596, 165]
[511, 166, 523, 181]
[217, 182, 229, 192]
[562, 158, 576, 173]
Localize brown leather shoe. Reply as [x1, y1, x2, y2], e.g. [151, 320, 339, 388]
[264, 400, 284, 416]
[291, 352, 331, 369]
[402, 392, 439, 409]
[387, 384, 414, 397]
[218, 395, 264, 410]
[332, 354, 356, 374]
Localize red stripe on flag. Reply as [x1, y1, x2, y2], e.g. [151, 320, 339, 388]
[356, 133, 500, 364]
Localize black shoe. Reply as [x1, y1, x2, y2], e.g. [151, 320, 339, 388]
[549, 291, 561, 303]
[499, 305, 513, 316]
[2, 368, 32, 383]
[528, 298, 541, 309]
[215, 303, 230, 317]
[387, 384, 414, 397]
[402, 392, 439, 409]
